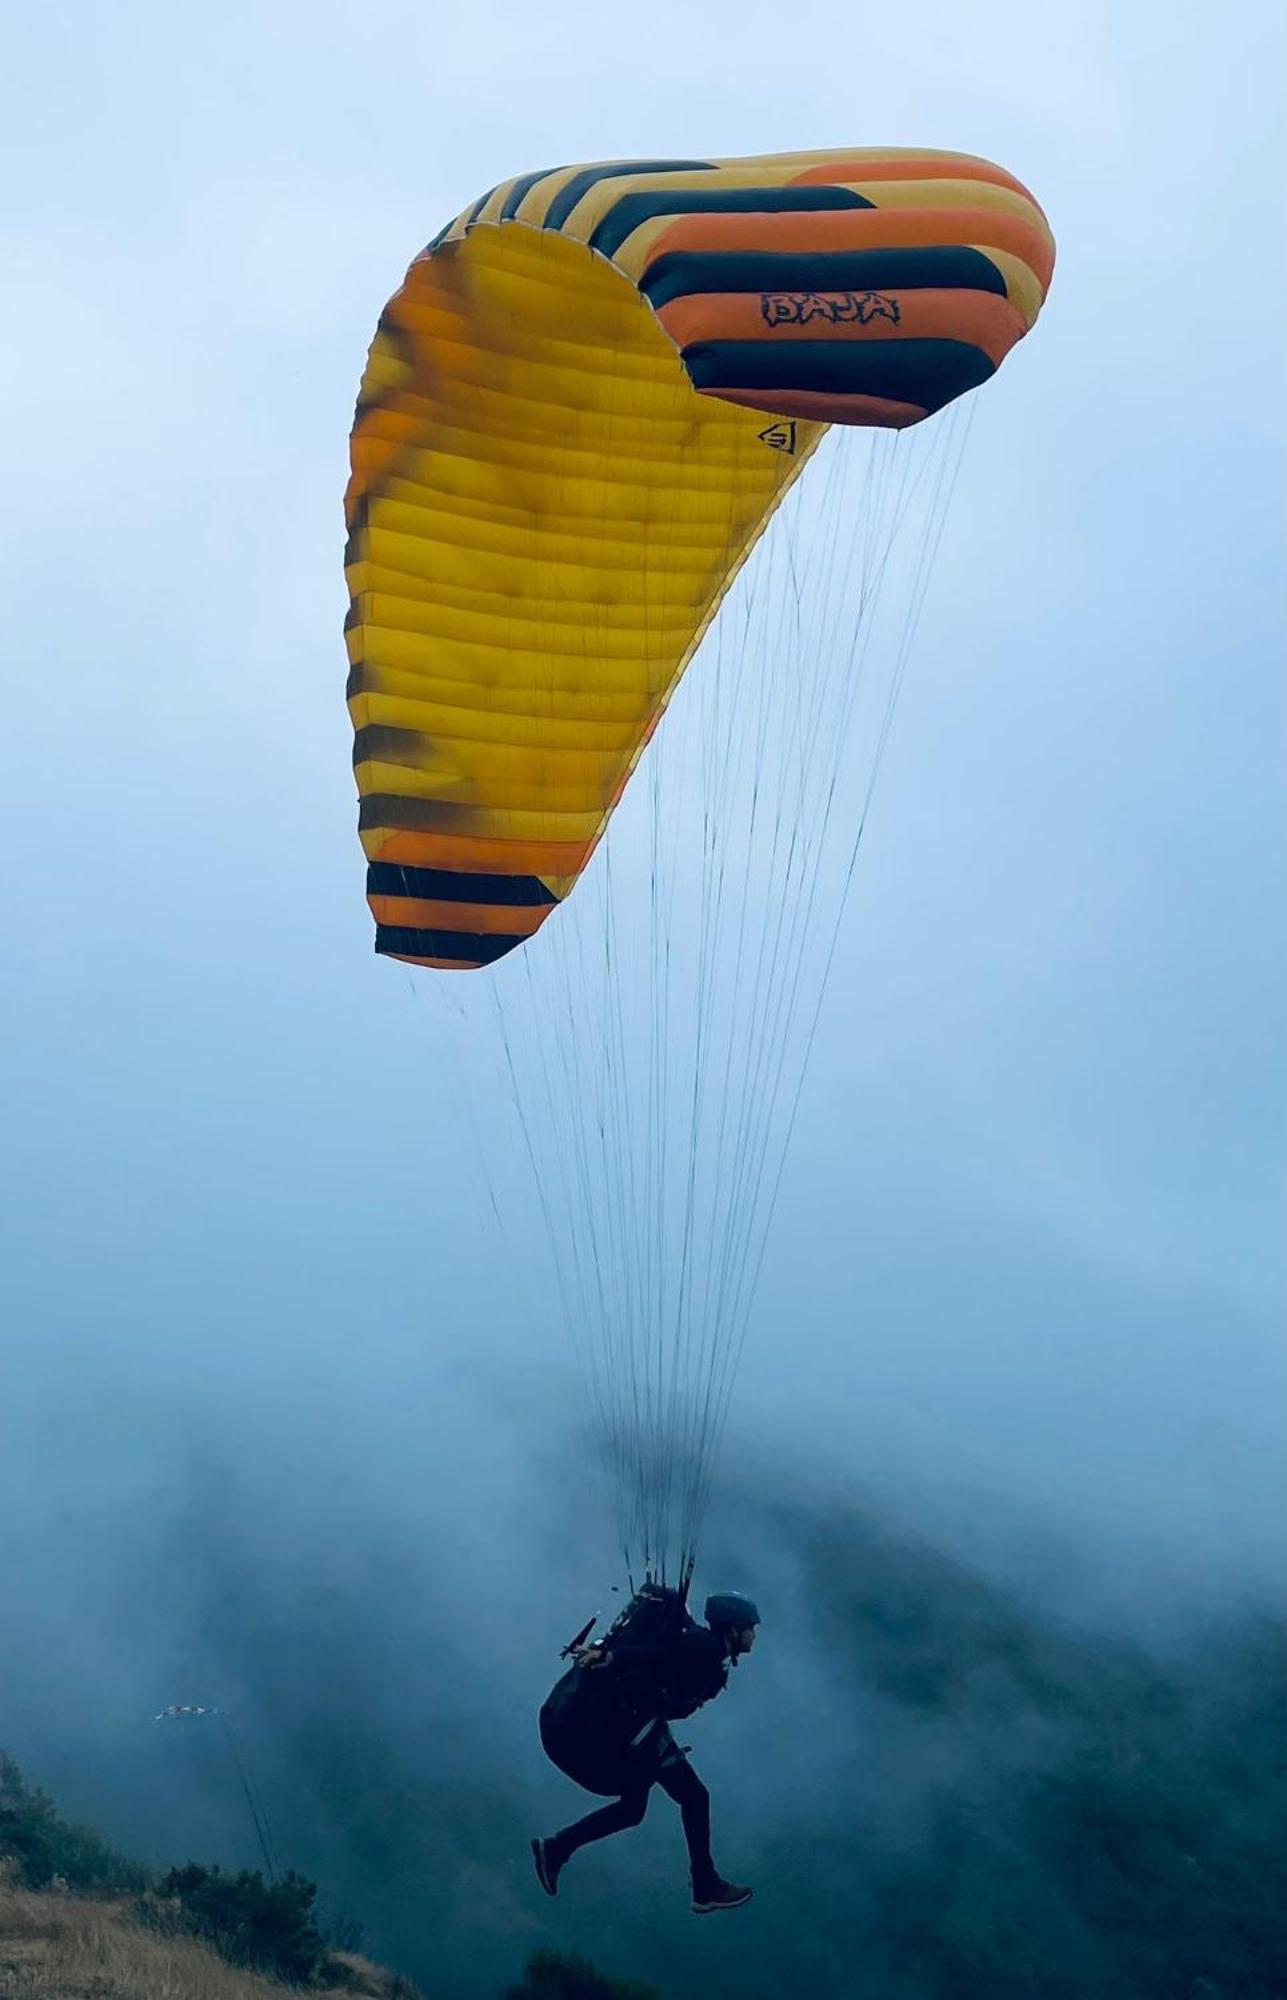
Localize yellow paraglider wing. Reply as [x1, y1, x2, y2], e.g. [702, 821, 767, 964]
[345, 149, 1053, 966]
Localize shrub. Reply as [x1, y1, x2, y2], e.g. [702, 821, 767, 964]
[156, 1860, 327, 1984]
[504, 1946, 662, 2000]
[0, 1752, 149, 1896]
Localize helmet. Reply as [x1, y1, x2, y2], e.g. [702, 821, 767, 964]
[704, 1591, 761, 1632]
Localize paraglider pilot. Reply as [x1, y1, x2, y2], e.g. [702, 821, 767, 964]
[533, 1591, 760, 1913]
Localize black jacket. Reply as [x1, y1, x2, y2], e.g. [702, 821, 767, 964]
[603, 1625, 730, 1725]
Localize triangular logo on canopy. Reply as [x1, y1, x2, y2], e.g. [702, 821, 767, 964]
[758, 419, 797, 455]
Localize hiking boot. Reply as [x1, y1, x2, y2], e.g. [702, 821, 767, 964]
[531, 1837, 562, 1897]
[693, 1877, 753, 1914]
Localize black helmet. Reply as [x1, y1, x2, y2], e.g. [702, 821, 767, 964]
[704, 1591, 760, 1632]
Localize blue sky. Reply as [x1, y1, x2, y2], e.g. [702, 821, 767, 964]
[2, 0, 1284, 1695]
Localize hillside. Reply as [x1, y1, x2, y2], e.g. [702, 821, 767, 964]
[0, 1878, 419, 2000]
[0, 1754, 653, 2000]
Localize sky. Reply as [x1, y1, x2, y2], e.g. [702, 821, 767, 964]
[1, 0, 1284, 1986]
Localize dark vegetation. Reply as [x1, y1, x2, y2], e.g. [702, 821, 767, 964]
[0, 1751, 339, 1987]
[503, 1951, 659, 1999]
[0, 1751, 147, 1898]
[149, 1862, 331, 1983]
[0, 1752, 637, 1996]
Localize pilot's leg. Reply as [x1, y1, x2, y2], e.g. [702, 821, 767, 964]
[655, 1750, 715, 1900]
[541, 1783, 650, 1882]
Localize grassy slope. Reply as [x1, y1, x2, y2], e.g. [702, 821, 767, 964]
[0, 1881, 421, 2000]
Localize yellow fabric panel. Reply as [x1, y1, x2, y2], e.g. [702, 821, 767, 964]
[349, 660, 659, 725]
[355, 695, 642, 753]
[968, 245, 1046, 328]
[355, 745, 630, 814]
[347, 221, 821, 873]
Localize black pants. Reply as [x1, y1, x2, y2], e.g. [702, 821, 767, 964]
[545, 1726, 717, 1896]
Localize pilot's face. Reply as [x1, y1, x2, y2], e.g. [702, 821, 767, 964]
[733, 1625, 758, 1657]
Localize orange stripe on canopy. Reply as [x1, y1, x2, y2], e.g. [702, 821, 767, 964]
[367, 894, 554, 937]
[645, 207, 1055, 291]
[789, 155, 1038, 201]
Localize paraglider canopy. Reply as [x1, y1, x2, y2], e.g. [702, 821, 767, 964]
[345, 146, 1054, 1587]
[346, 148, 1053, 970]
